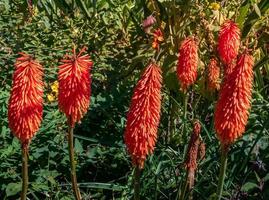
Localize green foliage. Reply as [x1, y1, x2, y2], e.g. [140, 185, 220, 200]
[0, 0, 269, 199]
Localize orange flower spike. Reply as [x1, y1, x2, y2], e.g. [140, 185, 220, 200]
[218, 20, 241, 65]
[58, 47, 93, 127]
[8, 53, 44, 143]
[225, 62, 236, 77]
[208, 58, 220, 90]
[124, 62, 162, 169]
[214, 53, 254, 145]
[177, 36, 199, 91]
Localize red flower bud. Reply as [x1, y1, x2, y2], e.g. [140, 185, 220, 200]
[177, 37, 198, 90]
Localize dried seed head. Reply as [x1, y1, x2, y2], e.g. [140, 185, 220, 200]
[8, 53, 43, 143]
[177, 36, 199, 91]
[185, 120, 202, 190]
[58, 47, 93, 127]
[185, 120, 201, 170]
[124, 62, 162, 169]
[214, 53, 254, 145]
[198, 141, 206, 160]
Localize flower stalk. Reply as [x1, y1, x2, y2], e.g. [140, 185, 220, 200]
[67, 125, 81, 200]
[182, 92, 189, 142]
[134, 167, 141, 200]
[8, 53, 43, 200]
[21, 141, 29, 200]
[179, 172, 188, 200]
[216, 146, 229, 200]
[58, 47, 93, 199]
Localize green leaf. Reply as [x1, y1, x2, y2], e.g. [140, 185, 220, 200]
[78, 182, 127, 191]
[164, 72, 179, 92]
[254, 56, 269, 71]
[253, 3, 262, 17]
[264, 173, 269, 182]
[75, 0, 92, 20]
[74, 134, 98, 143]
[241, 182, 258, 192]
[47, 176, 57, 185]
[257, 32, 269, 48]
[242, 0, 269, 38]
[31, 183, 50, 192]
[6, 182, 21, 197]
[75, 138, 83, 154]
[236, 3, 250, 28]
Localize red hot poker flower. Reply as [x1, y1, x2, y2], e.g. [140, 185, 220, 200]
[214, 53, 254, 145]
[177, 36, 198, 91]
[8, 53, 43, 143]
[124, 62, 162, 169]
[58, 47, 93, 127]
[225, 62, 236, 77]
[207, 58, 220, 90]
[218, 20, 240, 65]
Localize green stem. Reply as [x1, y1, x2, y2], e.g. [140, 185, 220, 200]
[179, 172, 188, 200]
[182, 92, 189, 142]
[166, 94, 172, 145]
[216, 146, 229, 200]
[183, 92, 188, 120]
[68, 125, 82, 200]
[21, 141, 29, 200]
[134, 166, 141, 200]
[167, 92, 176, 145]
[154, 175, 158, 200]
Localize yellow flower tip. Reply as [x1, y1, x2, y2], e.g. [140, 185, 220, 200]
[47, 94, 55, 102]
[210, 2, 220, 10]
[51, 81, 59, 92]
[51, 85, 58, 93]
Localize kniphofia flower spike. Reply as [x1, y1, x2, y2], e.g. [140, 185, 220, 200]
[177, 36, 199, 91]
[124, 61, 162, 169]
[8, 52, 43, 143]
[58, 47, 93, 127]
[8, 52, 44, 200]
[215, 52, 254, 145]
[218, 20, 241, 66]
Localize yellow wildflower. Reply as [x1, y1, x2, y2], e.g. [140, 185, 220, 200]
[47, 94, 55, 102]
[51, 81, 59, 93]
[210, 2, 220, 10]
